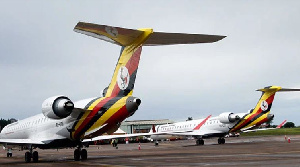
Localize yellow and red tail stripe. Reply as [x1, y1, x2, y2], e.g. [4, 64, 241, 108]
[108, 47, 142, 97]
[230, 89, 276, 132]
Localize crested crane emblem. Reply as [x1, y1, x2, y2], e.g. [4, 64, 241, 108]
[260, 100, 268, 111]
[117, 66, 130, 90]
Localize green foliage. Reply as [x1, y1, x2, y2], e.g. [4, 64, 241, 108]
[241, 127, 300, 137]
[283, 122, 295, 128]
[0, 118, 11, 130]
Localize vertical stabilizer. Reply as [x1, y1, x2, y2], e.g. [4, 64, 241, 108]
[230, 86, 300, 132]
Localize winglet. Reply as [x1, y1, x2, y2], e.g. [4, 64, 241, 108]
[193, 115, 211, 130]
[152, 125, 156, 133]
[276, 120, 287, 128]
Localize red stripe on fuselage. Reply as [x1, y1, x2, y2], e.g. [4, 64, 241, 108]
[194, 115, 211, 130]
[74, 97, 114, 138]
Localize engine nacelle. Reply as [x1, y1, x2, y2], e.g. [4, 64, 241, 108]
[218, 112, 240, 124]
[42, 96, 74, 119]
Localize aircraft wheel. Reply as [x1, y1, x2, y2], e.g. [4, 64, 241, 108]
[200, 139, 204, 145]
[33, 151, 39, 162]
[74, 149, 80, 161]
[81, 149, 87, 160]
[25, 151, 31, 163]
[217, 138, 221, 144]
[221, 138, 225, 144]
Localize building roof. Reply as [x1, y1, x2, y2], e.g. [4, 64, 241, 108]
[121, 119, 174, 125]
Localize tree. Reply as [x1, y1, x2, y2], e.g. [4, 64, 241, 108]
[283, 122, 295, 128]
[0, 118, 12, 131]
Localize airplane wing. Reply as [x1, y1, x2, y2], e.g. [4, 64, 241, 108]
[241, 120, 287, 133]
[82, 132, 152, 142]
[163, 129, 225, 137]
[0, 139, 45, 145]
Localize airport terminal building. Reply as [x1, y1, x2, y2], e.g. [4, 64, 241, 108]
[120, 119, 174, 134]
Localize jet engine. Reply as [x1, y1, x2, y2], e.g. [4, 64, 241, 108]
[218, 112, 240, 124]
[42, 96, 74, 119]
[126, 96, 141, 117]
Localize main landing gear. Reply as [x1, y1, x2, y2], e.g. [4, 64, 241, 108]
[24, 146, 39, 163]
[196, 139, 204, 145]
[218, 137, 225, 144]
[74, 145, 87, 161]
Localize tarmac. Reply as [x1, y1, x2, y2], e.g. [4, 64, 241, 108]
[0, 135, 300, 167]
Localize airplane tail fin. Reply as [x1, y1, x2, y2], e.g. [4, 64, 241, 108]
[74, 22, 225, 97]
[230, 86, 300, 132]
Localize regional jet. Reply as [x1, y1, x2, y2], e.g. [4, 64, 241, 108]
[0, 22, 225, 162]
[150, 86, 299, 145]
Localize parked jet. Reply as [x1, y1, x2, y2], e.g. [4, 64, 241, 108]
[89, 86, 299, 145]
[150, 86, 300, 145]
[0, 22, 225, 162]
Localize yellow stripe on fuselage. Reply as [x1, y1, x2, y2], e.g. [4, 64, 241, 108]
[242, 111, 270, 130]
[84, 97, 127, 137]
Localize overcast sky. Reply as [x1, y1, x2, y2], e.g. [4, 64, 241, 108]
[1, 1, 300, 125]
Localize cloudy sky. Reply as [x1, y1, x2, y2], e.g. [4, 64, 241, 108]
[1, 1, 300, 125]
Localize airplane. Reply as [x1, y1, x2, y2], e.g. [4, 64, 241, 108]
[89, 86, 299, 145]
[0, 22, 225, 163]
[149, 86, 300, 145]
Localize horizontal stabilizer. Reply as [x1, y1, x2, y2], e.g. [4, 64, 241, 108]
[257, 86, 300, 92]
[74, 22, 226, 47]
[144, 32, 225, 46]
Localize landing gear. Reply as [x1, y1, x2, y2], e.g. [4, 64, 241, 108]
[196, 139, 204, 145]
[218, 138, 225, 144]
[25, 151, 32, 163]
[81, 149, 87, 160]
[74, 149, 80, 161]
[74, 144, 88, 161]
[32, 151, 39, 162]
[24, 146, 39, 163]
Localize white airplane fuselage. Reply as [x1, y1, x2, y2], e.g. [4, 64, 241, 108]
[150, 114, 246, 140]
[0, 98, 95, 145]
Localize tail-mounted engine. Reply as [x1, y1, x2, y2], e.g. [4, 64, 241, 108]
[42, 96, 74, 119]
[218, 112, 240, 124]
